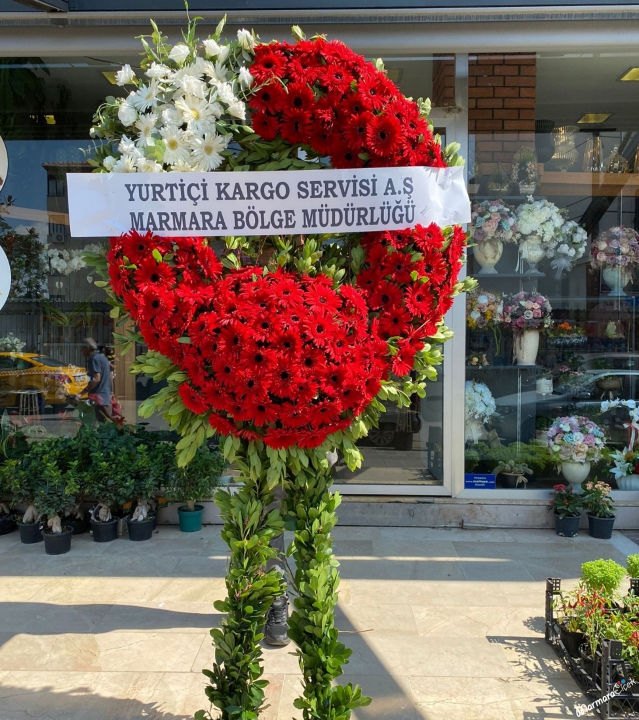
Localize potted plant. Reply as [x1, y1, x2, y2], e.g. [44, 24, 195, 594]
[628, 554, 639, 581]
[35, 469, 77, 556]
[492, 458, 533, 489]
[582, 479, 616, 539]
[466, 288, 504, 359]
[503, 290, 553, 365]
[1, 455, 42, 544]
[469, 200, 519, 275]
[591, 226, 639, 297]
[554, 587, 589, 657]
[547, 416, 606, 490]
[549, 483, 583, 537]
[124, 440, 157, 542]
[581, 559, 626, 597]
[608, 446, 639, 491]
[166, 443, 225, 532]
[535, 415, 553, 443]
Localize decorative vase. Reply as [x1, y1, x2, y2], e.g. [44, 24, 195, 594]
[519, 183, 536, 195]
[561, 461, 591, 489]
[178, 504, 204, 532]
[465, 417, 488, 444]
[555, 512, 580, 538]
[535, 119, 556, 164]
[587, 513, 615, 539]
[474, 239, 503, 275]
[615, 474, 639, 491]
[520, 235, 546, 275]
[551, 125, 579, 172]
[514, 329, 539, 365]
[536, 378, 553, 395]
[602, 266, 631, 297]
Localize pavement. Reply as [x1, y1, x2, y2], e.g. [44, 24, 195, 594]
[0, 523, 636, 719]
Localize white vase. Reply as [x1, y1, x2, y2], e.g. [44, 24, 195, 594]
[602, 266, 631, 297]
[536, 378, 553, 395]
[465, 418, 488, 444]
[514, 329, 539, 365]
[561, 461, 591, 490]
[616, 474, 639, 491]
[474, 239, 503, 275]
[520, 235, 546, 275]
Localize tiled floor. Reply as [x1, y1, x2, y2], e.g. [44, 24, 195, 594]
[0, 523, 636, 719]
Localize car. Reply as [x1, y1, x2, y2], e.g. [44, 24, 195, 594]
[493, 369, 639, 444]
[0, 353, 88, 410]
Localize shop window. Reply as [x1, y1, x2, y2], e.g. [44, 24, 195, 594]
[466, 50, 639, 491]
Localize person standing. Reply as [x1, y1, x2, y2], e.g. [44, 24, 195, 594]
[81, 338, 112, 423]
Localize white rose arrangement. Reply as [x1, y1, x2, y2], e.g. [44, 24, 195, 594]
[465, 380, 496, 423]
[89, 17, 256, 173]
[550, 220, 587, 279]
[0, 332, 26, 352]
[516, 197, 566, 249]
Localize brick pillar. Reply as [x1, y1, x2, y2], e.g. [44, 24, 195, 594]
[432, 55, 455, 108]
[468, 53, 536, 176]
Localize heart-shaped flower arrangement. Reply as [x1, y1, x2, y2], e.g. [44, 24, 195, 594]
[94, 23, 468, 452]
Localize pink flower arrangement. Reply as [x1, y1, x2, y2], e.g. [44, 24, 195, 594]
[502, 290, 552, 333]
[547, 416, 606, 464]
[591, 226, 639, 277]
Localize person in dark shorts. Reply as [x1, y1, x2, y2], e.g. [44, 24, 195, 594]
[81, 338, 112, 422]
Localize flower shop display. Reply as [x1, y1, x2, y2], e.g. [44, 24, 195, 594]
[466, 287, 504, 356]
[550, 220, 588, 279]
[601, 399, 639, 489]
[48, 243, 102, 276]
[547, 416, 605, 489]
[0, 332, 25, 352]
[549, 483, 583, 537]
[502, 290, 552, 365]
[582, 479, 616, 538]
[164, 443, 225, 532]
[516, 197, 565, 275]
[469, 199, 518, 275]
[465, 380, 496, 443]
[492, 458, 532, 488]
[466, 352, 489, 368]
[591, 226, 639, 297]
[86, 17, 470, 720]
[546, 321, 586, 348]
[510, 146, 538, 195]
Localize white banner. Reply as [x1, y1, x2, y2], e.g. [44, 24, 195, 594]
[67, 166, 470, 238]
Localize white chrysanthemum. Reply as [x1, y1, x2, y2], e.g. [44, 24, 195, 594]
[226, 100, 246, 120]
[190, 132, 229, 171]
[215, 82, 236, 105]
[115, 64, 137, 86]
[146, 62, 171, 79]
[159, 105, 182, 127]
[238, 66, 253, 88]
[118, 101, 138, 127]
[112, 154, 138, 173]
[203, 59, 229, 83]
[169, 43, 190, 65]
[175, 95, 222, 134]
[160, 125, 192, 166]
[136, 157, 164, 173]
[237, 29, 255, 51]
[118, 135, 140, 157]
[129, 80, 160, 111]
[103, 156, 117, 171]
[135, 113, 158, 146]
[175, 74, 208, 99]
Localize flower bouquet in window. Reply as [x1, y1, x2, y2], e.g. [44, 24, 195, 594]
[466, 287, 504, 358]
[502, 290, 552, 365]
[547, 416, 605, 490]
[547, 321, 586, 348]
[601, 399, 639, 490]
[465, 379, 496, 444]
[510, 146, 538, 195]
[516, 197, 565, 275]
[550, 220, 587, 279]
[469, 199, 519, 275]
[591, 226, 639, 297]
[466, 352, 489, 368]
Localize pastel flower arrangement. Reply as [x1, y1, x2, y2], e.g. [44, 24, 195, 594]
[608, 447, 639, 482]
[590, 226, 639, 279]
[516, 197, 565, 251]
[0, 332, 25, 352]
[466, 352, 489, 367]
[466, 288, 503, 329]
[502, 290, 552, 333]
[551, 220, 588, 278]
[547, 416, 606, 464]
[465, 380, 496, 423]
[469, 199, 519, 247]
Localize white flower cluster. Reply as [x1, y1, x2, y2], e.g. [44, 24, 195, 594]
[48, 244, 102, 275]
[516, 197, 565, 250]
[0, 332, 26, 352]
[95, 28, 256, 174]
[465, 380, 496, 423]
[550, 220, 587, 277]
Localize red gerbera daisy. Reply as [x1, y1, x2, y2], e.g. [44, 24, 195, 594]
[133, 257, 175, 292]
[179, 383, 209, 415]
[283, 82, 316, 114]
[251, 111, 280, 141]
[250, 46, 288, 84]
[369, 280, 404, 311]
[342, 111, 375, 151]
[280, 108, 313, 145]
[356, 76, 390, 111]
[421, 250, 449, 286]
[366, 114, 402, 157]
[248, 82, 287, 113]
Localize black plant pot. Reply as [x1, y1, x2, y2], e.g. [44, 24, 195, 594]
[0, 514, 17, 536]
[17, 521, 42, 544]
[579, 643, 594, 676]
[43, 527, 73, 555]
[588, 513, 615, 540]
[91, 518, 118, 543]
[65, 517, 89, 536]
[559, 624, 586, 657]
[126, 515, 155, 542]
[555, 513, 580, 537]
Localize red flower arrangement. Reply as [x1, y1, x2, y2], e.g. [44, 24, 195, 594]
[104, 35, 467, 450]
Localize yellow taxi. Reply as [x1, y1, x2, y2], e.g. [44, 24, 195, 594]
[0, 353, 88, 409]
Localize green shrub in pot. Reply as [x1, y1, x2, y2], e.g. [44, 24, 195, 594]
[581, 559, 626, 597]
[628, 554, 639, 580]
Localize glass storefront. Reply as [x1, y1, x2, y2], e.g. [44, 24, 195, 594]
[465, 50, 639, 492]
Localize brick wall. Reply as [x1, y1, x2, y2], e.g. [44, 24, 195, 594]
[432, 56, 455, 108]
[469, 53, 537, 175]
